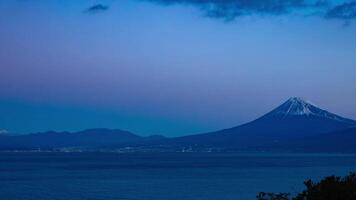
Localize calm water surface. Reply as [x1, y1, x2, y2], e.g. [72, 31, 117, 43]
[1, 152, 356, 200]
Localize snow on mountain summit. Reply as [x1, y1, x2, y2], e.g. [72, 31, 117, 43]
[276, 97, 315, 116]
[267, 97, 356, 123]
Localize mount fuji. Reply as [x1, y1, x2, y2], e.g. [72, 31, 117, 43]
[169, 97, 356, 148]
[264, 97, 354, 121]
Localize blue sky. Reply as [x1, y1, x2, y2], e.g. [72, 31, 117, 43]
[0, 0, 356, 136]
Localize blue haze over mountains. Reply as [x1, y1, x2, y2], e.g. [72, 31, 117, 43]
[1, 97, 356, 152]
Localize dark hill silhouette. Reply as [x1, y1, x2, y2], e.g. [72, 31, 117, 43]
[0, 128, 146, 150]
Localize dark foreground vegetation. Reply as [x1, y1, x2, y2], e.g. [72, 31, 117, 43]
[257, 172, 356, 200]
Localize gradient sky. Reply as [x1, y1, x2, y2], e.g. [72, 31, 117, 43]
[0, 0, 356, 136]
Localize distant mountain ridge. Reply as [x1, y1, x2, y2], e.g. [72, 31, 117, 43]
[0, 97, 355, 152]
[0, 128, 162, 150]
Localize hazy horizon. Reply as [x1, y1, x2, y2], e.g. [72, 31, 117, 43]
[1, 0, 356, 136]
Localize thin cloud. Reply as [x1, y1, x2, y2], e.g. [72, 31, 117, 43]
[144, 0, 327, 21]
[86, 4, 109, 14]
[325, 1, 356, 20]
[142, 0, 356, 22]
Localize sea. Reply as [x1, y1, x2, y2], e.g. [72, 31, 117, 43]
[1, 152, 356, 200]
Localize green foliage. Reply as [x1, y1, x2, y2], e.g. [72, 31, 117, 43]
[257, 172, 356, 200]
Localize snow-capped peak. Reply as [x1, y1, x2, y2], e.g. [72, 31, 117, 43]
[287, 97, 314, 114]
[266, 97, 355, 123]
[276, 97, 315, 116]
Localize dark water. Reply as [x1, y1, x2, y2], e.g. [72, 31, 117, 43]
[1, 153, 356, 200]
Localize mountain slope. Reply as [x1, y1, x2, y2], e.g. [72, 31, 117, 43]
[168, 97, 356, 148]
[278, 127, 356, 153]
